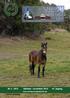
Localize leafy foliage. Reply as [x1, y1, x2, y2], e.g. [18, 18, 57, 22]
[0, 0, 70, 37]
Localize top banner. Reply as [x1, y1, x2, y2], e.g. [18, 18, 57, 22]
[22, 6, 64, 23]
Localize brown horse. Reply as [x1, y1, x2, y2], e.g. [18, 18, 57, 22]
[29, 42, 47, 78]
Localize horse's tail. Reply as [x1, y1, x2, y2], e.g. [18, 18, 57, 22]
[29, 53, 31, 63]
[29, 51, 38, 64]
[29, 53, 36, 64]
[29, 53, 34, 63]
[29, 52, 35, 75]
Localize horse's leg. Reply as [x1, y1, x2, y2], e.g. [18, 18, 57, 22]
[38, 65, 40, 78]
[32, 62, 35, 75]
[42, 65, 45, 77]
[29, 63, 33, 75]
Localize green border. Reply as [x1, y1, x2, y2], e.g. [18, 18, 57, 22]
[0, 87, 70, 93]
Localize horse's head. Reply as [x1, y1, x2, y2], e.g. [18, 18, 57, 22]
[41, 42, 47, 53]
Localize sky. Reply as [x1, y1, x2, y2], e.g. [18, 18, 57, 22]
[41, 0, 70, 9]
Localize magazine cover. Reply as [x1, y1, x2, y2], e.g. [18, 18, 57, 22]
[0, 0, 70, 98]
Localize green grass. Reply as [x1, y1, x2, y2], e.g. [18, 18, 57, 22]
[0, 32, 70, 86]
[0, 32, 70, 97]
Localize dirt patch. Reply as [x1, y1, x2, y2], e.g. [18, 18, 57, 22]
[0, 52, 19, 60]
[51, 29, 68, 33]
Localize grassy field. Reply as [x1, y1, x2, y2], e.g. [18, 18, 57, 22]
[0, 31, 70, 97]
